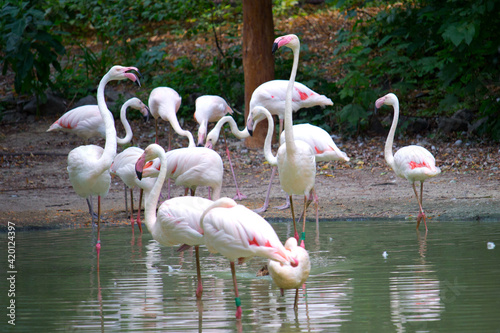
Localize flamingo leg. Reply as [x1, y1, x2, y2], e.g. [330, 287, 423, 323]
[155, 119, 159, 144]
[129, 188, 135, 229]
[420, 181, 428, 231]
[412, 182, 427, 231]
[195, 245, 203, 299]
[96, 195, 102, 256]
[124, 183, 128, 217]
[87, 196, 98, 224]
[289, 195, 299, 241]
[254, 166, 276, 213]
[230, 261, 242, 319]
[136, 189, 143, 233]
[294, 288, 299, 309]
[223, 130, 247, 200]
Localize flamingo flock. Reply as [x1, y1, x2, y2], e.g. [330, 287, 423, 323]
[48, 33, 441, 319]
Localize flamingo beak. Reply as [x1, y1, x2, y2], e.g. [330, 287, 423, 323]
[135, 153, 146, 180]
[272, 42, 279, 54]
[143, 106, 151, 122]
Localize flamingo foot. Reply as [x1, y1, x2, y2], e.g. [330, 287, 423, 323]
[253, 202, 269, 214]
[233, 191, 247, 201]
[274, 202, 290, 210]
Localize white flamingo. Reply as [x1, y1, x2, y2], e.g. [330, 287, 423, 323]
[194, 95, 246, 200]
[135, 146, 213, 299]
[110, 147, 155, 232]
[148, 87, 195, 148]
[47, 97, 149, 144]
[200, 197, 298, 319]
[268, 237, 311, 309]
[376, 92, 441, 231]
[141, 146, 224, 200]
[67, 65, 141, 254]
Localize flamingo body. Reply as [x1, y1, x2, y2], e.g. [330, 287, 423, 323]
[110, 147, 155, 192]
[268, 237, 310, 290]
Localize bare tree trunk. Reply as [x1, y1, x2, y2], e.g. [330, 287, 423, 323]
[242, 0, 275, 148]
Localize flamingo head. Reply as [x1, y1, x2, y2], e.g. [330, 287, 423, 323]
[108, 66, 142, 87]
[204, 127, 219, 148]
[375, 93, 398, 109]
[272, 34, 300, 54]
[135, 143, 162, 180]
[130, 97, 151, 122]
[247, 106, 269, 136]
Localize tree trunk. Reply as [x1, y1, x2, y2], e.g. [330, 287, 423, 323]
[242, 0, 275, 148]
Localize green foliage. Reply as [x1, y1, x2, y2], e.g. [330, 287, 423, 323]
[1, 1, 65, 110]
[331, 0, 500, 138]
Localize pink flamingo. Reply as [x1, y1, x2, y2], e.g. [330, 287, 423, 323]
[200, 197, 298, 319]
[67, 65, 141, 255]
[376, 92, 441, 231]
[268, 237, 311, 309]
[135, 145, 213, 298]
[148, 87, 195, 148]
[248, 106, 350, 213]
[194, 95, 246, 200]
[141, 146, 223, 200]
[110, 147, 155, 232]
[47, 97, 150, 144]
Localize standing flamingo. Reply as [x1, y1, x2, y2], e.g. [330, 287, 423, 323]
[376, 93, 441, 231]
[47, 97, 149, 144]
[200, 197, 298, 319]
[67, 65, 141, 254]
[268, 237, 310, 309]
[135, 146, 213, 298]
[248, 106, 350, 213]
[110, 147, 156, 232]
[141, 146, 224, 200]
[249, 79, 333, 136]
[148, 87, 195, 148]
[268, 34, 317, 248]
[194, 95, 246, 200]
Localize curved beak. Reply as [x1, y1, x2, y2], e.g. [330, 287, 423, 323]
[135, 153, 146, 180]
[272, 42, 279, 54]
[143, 106, 151, 122]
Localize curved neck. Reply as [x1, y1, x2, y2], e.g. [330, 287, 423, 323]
[218, 116, 249, 139]
[116, 100, 133, 145]
[96, 72, 117, 171]
[384, 102, 399, 168]
[166, 111, 195, 148]
[283, 43, 300, 153]
[144, 147, 167, 233]
[261, 109, 278, 166]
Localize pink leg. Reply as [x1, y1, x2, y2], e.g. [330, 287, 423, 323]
[223, 131, 247, 200]
[136, 189, 143, 233]
[195, 246, 203, 299]
[289, 195, 299, 242]
[254, 166, 276, 213]
[96, 195, 102, 257]
[129, 188, 135, 229]
[230, 261, 242, 319]
[412, 182, 427, 231]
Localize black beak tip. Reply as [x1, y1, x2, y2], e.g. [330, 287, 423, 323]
[248, 129, 254, 137]
[272, 42, 279, 54]
[197, 143, 204, 147]
[136, 170, 143, 180]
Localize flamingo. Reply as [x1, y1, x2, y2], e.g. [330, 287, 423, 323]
[110, 147, 156, 232]
[268, 237, 311, 309]
[148, 87, 195, 148]
[141, 146, 224, 200]
[47, 97, 150, 144]
[200, 197, 298, 319]
[204, 115, 250, 149]
[194, 95, 246, 200]
[67, 65, 141, 255]
[135, 146, 213, 298]
[376, 93, 441, 231]
[248, 106, 350, 213]
[249, 79, 333, 137]
[267, 34, 317, 248]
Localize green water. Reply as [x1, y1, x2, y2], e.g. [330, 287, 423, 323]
[1, 220, 499, 332]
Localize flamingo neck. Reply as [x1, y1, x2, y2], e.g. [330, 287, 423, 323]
[283, 42, 300, 152]
[116, 100, 133, 145]
[144, 146, 167, 233]
[220, 116, 249, 139]
[261, 109, 278, 166]
[164, 107, 195, 147]
[384, 101, 399, 169]
[96, 72, 117, 170]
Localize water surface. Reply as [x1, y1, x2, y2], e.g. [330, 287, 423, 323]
[1, 220, 499, 332]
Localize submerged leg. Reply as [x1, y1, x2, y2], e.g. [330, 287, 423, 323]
[195, 246, 203, 299]
[230, 261, 242, 319]
[129, 188, 135, 229]
[96, 195, 102, 256]
[412, 182, 426, 231]
[136, 189, 143, 233]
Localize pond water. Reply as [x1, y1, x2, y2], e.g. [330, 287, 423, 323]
[1, 219, 499, 332]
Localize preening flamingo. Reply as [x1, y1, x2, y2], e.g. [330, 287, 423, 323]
[248, 106, 350, 213]
[195, 95, 246, 200]
[376, 92, 441, 231]
[67, 65, 141, 254]
[204, 115, 250, 149]
[270, 34, 317, 248]
[148, 87, 195, 148]
[200, 197, 298, 319]
[268, 237, 311, 309]
[48, 97, 149, 144]
[141, 146, 223, 200]
[249, 79, 333, 136]
[110, 147, 156, 232]
[135, 146, 213, 298]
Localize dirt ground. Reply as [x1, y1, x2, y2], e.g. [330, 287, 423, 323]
[1, 116, 499, 231]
